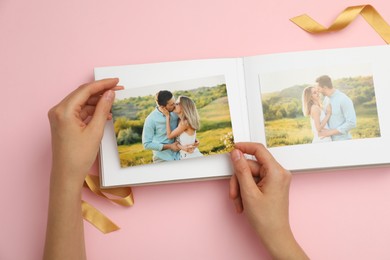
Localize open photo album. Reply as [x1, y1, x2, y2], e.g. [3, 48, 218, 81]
[95, 45, 390, 187]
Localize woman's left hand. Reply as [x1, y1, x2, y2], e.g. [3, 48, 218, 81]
[185, 145, 195, 153]
[48, 78, 123, 188]
[177, 144, 194, 153]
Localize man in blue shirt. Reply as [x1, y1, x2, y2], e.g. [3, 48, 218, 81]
[142, 90, 181, 162]
[316, 75, 357, 141]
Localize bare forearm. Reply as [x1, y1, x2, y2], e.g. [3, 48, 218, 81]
[319, 114, 330, 130]
[43, 171, 86, 260]
[258, 227, 308, 260]
[163, 144, 175, 150]
[165, 116, 172, 137]
[319, 129, 340, 137]
[44, 79, 120, 260]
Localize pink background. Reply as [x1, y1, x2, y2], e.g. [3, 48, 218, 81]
[1, 0, 390, 259]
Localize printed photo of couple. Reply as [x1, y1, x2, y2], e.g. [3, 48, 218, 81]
[259, 63, 381, 148]
[112, 75, 234, 168]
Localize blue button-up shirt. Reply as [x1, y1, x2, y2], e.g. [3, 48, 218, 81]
[323, 89, 357, 141]
[142, 107, 180, 161]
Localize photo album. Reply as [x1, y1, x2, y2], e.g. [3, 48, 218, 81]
[95, 45, 390, 187]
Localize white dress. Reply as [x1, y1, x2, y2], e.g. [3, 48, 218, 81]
[310, 109, 332, 143]
[177, 131, 203, 159]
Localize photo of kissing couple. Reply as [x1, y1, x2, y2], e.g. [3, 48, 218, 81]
[143, 90, 203, 162]
[112, 75, 234, 168]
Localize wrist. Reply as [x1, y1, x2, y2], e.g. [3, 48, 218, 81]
[163, 143, 172, 150]
[50, 167, 86, 194]
[50, 151, 91, 189]
[257, 226, 307, 259]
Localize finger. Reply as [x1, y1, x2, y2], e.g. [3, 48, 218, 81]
[247, 159, 261, 177]
[80, 105, 96, 121]
[87, 85, 125, 105]
[234, 142, 275, 166]
[229, 174, 239, 200]
[68, 78, 120, 107]
[87, 90, 115, 137]
[107, 113, 113, 120]
[230, 149, 260, 195]
[248, 160, 270, 184]
[81, 108, 112, 122]
[234, 197, 243, 213]
[86, 96, 100, 106]
[229, 175, 243, 213]
[86, 85, 124, 106]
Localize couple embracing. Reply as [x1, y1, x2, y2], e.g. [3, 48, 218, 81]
[302, 75, 357, 143]
[142, 90, 203, 163]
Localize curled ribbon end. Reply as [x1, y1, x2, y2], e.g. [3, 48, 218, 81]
[82, 200, 121, 234]
[82, 174, 134, 234]
[290, 4, 390, 44]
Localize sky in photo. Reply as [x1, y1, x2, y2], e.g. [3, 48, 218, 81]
[259, 63, 372, 93]
[116, 75, 226, 100]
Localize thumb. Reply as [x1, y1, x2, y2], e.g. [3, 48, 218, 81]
[230, 149, 260, 195]
[88, 90, 115, 137]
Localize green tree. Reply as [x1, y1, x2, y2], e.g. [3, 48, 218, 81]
[114, 117, 131, 136]
[117, 128, 141, 145]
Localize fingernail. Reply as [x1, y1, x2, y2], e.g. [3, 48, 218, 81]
[231, 149, 241, 162]
[105, 90, 114, 101]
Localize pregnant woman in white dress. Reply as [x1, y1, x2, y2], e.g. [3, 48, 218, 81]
[162, 95, 203, 159]
[302, 86, 332, 143]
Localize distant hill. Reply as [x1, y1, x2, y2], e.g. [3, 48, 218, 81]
[261, 76, 377, 121]
[198, 96, 231, 127]
[112, 84, 228, 122]
[112, 101, 140, 120]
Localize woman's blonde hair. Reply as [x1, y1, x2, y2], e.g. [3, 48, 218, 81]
[302, 86, 314, 116]
[178, 96, 200, 130]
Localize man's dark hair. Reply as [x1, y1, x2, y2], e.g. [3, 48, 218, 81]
[316, 75, 333, 89]
[155, 90, 173, 106]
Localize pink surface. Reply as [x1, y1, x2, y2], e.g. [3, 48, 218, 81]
[1, 0, 390, 259]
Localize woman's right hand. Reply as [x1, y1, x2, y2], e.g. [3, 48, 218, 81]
[160, 107, 170, 117]
[229, 142, 308, 259]
[326, 103, 332, 116]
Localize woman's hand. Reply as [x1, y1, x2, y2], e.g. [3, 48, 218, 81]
[44, 78, 123, 260]
[160, 107, 170, 117]
[178, 144, 195, 153]
[229, 142, 308, 259]
[326, 103, 332, 116]
[187, 145, 195, 153]
[48, 78, 123, 188]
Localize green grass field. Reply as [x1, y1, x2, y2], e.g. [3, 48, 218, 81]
[198, 96, 230, 122]
[265, 115, 381, 147]
[117, 143, 153, 167]
[117, 127, 233, 167]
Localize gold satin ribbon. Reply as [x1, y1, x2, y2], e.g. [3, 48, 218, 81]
[82, 174, 134, 233]
[290, 4, 390, 44]
[81, 200, 120, 234]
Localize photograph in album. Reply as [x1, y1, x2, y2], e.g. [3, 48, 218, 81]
[258, 63, 380, 148]
[111, 75, 234, 168]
